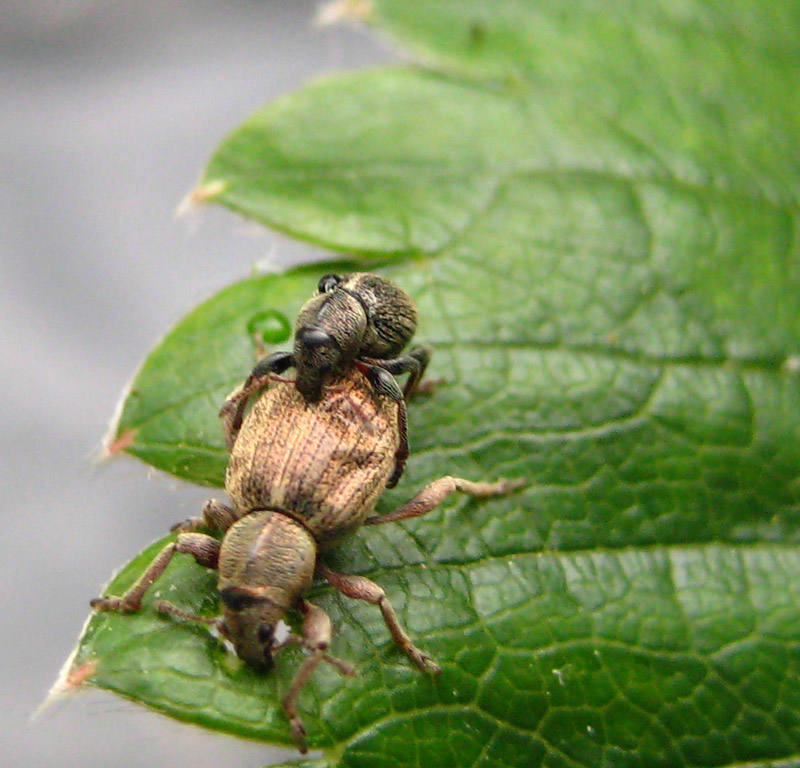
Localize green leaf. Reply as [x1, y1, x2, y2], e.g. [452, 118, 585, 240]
[67, 1, 800, 766]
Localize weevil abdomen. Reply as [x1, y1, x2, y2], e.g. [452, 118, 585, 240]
[226, 370, 400, 546]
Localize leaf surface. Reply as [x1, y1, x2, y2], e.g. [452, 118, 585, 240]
[70, 1, 800, 766]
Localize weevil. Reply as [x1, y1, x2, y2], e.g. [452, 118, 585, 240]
[222, 272, 431, 487]
[92, 274, 524, 751]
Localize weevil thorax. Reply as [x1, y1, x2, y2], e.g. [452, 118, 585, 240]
[217, 510, 316, 671]
[293, 273, 418, 401]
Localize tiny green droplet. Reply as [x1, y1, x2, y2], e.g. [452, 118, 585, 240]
[247, 310, 291, 344]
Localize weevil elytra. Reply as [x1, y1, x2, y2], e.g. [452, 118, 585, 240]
[91, 273, 524, 752]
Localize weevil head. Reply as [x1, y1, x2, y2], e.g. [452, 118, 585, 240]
[216, 511, 316, 672]
[218, 585, 287, 671]
[293, 272, 418, 401]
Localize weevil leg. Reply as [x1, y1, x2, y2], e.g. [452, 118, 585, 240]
[364, 476, 527, 527]
[367, 345, 432, 399]
[220, 351, 295, 449]
[153, 600, 223, 629]
[318, 563, 441, 675]
[172, 499, 239, 534]
[274, 632, 357, 677]
[90, 533, 220, 613]
[282, 599, 348, 754]
[361, 364, 409, 489]
[388, 399, 409, 489]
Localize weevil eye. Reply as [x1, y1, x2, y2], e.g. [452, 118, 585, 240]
[318, 274, 342, 294]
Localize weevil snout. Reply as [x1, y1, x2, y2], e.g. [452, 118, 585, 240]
[294, 326, 341, 401]
[256, 624, 277, 670]
[224, 618, 277, 671]
[293, 290, 367, 400]
[219, 587, 283, 671]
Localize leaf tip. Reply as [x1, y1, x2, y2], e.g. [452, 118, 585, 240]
[96, 373, 139, 463]
[316, 0, 374, 26]
[37, 650, 97, 719]
[66, 659, 98, 689]
[176, 179, 228, 217]
[104, 428, 138, 458]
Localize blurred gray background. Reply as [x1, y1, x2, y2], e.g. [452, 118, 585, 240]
[1, 2, 391, 765]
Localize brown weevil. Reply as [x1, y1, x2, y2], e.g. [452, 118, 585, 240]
[91, 274, 524, 752]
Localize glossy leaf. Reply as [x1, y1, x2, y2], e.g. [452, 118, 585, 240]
[67, 1, 800, 766]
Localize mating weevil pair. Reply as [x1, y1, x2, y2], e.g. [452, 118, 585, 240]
[92, 272, 523, 752]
